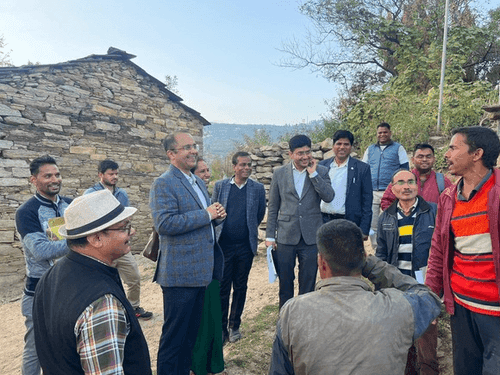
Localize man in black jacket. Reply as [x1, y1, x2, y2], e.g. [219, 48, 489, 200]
[376, 169, 438, 375]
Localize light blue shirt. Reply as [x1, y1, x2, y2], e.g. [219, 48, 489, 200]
[321, 157, 348, 214]
[292, 163, 318, 198]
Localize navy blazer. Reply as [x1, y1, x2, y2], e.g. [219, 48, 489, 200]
[149, 165, 223, 287]
[319, 157, 373, 235]
[212, 178, 266, 254]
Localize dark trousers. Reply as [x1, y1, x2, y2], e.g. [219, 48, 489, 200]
[276, 238, 318, 308]
[220, 241, 254, 335]
[157, 286, 205, 375]
[451, 303, 500, 375]
[405, 322, 439, 375]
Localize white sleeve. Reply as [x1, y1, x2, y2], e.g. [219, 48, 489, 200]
[362, 148, 369, 163]
[398, 146, 409, 165]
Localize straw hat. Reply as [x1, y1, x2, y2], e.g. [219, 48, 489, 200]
[59, 190, 137, 239]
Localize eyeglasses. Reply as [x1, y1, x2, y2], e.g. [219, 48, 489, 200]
[294, 150, 312, 157]
[170, 144, 199, 152]
[414, 154, 434, 160]
[105, 222, 133, 235]
[394, 179, 417, 186]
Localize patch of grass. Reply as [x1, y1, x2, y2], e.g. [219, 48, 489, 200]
[224, 304, 279, 374]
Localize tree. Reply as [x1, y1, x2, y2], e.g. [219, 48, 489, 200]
[279, 0, 500, 94]
[164, 75, 180, 94]
[0, 34, 13, 67]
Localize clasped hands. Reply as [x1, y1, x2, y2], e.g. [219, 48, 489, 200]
[207, 202, 227, 220]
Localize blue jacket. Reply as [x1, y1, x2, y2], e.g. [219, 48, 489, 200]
[84, 182, 129, 207]
[376, 197, 437, 275]
[366, 141, 409, 190]
[212, 178, 266, 255]
[319, 157, 373, 235]
[149, 165, 224, 287]
[15, 193, 72, 283]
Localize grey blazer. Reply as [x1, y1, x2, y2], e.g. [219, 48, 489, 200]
[212, 178, 266, 254]
[266, 163, 334, 246]
[149, 165, 223, 287]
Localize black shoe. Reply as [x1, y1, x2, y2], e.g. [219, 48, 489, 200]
[134, 306, 153, 320]
[222, 331, 229, 346]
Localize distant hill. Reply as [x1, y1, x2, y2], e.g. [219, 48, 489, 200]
[203, 121, 322, 159]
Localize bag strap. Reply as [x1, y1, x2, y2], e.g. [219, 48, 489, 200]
[436, 172, 445, 194]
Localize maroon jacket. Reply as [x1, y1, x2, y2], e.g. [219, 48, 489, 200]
[425, 169, 500, 314]
[381, 169, 452, 211]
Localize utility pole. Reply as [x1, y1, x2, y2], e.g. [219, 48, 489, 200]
[437, 0, 450, 132]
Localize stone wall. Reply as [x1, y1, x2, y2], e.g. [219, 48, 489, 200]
[0, 48, 208, 294]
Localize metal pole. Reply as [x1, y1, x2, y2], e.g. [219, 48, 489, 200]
[437, 0, 450, 132]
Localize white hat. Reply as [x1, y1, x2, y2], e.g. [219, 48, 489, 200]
[59, 190, 137, 239]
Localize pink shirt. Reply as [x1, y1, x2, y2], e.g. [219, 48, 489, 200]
[381, 169, 453, 211]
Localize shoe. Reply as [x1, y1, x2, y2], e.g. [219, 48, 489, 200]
[228, 328, 242, 343]
[222, 331, 229, 346]
[134, 306, 153, 320]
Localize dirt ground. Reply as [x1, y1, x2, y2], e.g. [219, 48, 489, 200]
[0, 243, 453, 374]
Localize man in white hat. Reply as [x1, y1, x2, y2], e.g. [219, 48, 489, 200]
[32, 190, 152, 375]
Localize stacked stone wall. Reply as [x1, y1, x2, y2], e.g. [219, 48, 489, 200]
[0, 54, 206, 295]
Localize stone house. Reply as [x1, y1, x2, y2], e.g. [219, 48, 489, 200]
[0, 47, 209, 294]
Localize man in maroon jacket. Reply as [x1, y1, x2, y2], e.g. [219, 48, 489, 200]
[426, 127, 500, 375]
[381, 143, 452, 211]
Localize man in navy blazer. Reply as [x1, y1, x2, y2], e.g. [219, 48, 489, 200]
[266, 135, 335, 308]
[212, 151, 266, 343]
[150, 132, 226, 375]
[319, 130, 373, 239]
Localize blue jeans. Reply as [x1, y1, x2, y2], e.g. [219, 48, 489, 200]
[157, 286, 205, 375]
[22, 294, 41, 375]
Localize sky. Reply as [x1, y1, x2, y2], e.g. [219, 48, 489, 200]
[1, 0, 497, 126]
[0, 0, 338, 125]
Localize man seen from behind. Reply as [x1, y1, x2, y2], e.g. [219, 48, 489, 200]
[270, 219, 441, 375]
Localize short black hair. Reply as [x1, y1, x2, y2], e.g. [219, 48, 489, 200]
[452, 126, 500, 169]
[289, 134, 311, 152]
[316, 219, 366, 276]
[391, 169, 417, 184]
[191, 157, 205, 174]
[30, 155, 57, 176]
[414, 143, 435, 154]
[377, 122, 391, 130]
[163, 133, 179, 153]
[332, 130, 354, 146]
[232, 151, 250, 165]
[98, 159, 119, 174]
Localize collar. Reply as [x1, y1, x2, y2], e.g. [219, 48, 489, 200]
[333, 156, 349, 168]
[376, 140, 394, 147]
[292, 162, 307, 174]
[230, 176, 248, 188]
[99, 182, 117, 194]
[180, 170, 196, 185]
[35, 192, 60, 205]
[397, 196, 419, 215]
[316, 276, 372, 292]
[457, 169, 493, 201]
